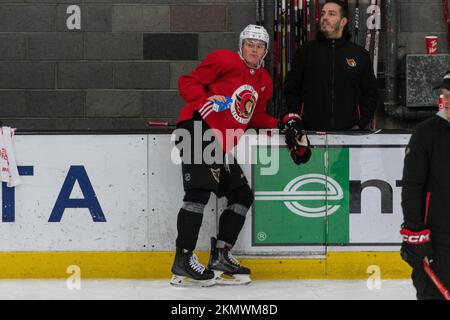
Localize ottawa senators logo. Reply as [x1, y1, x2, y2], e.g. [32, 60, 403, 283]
[231, 85, 258, 124]
[346, 58, 357, 67]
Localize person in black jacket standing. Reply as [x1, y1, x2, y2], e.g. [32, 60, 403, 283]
[282, 0, 378, 131]
[400, 70, 450, 300]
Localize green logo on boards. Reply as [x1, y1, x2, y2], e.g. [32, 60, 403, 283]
[253, 147, 349, 245]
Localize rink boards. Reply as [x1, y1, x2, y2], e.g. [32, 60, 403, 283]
[0, 132, 412, 279]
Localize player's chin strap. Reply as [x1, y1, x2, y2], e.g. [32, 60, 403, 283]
[238, 49, 268, 69]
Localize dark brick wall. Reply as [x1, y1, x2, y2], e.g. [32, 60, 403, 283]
[0, 0, 448, 131]
[0, 0, 256, 130]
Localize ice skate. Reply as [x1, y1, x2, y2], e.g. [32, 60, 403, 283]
[208, 237, 251, 285]
[170, 248, 216, 287]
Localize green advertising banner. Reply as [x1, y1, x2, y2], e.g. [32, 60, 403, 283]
[253, 146, 349, 245]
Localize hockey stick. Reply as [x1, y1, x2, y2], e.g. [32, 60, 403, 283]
[298, 0, 304, 46]
[287, 0, 292, 73]
[274, 0, 278, 72]
[274, 0, 279, 116]
[444, 0, 450, 53]
[423, 258, 450, 300]
[365, 0, 377, 52]
[294, 0, 300, 48]
[256, 0, 260, 25]
[148, 121, 169, 126]
[354, 0, 360, 44]
[261, 0, 265, 26]
[315, 0, 320, 32]
[302, 0, 307, 44]
[306, 0, 311, 41]
[373, 0, 381, 77]
[281, 0, 287, 80]
[277, 0, 283, 114]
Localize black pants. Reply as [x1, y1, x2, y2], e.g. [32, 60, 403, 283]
[175, 113, 248, 196]
[412, 244, 450, 300]
[174, 113, 251, 251]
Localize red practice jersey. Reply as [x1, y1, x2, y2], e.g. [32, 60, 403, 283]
[177, 49, 279, 153]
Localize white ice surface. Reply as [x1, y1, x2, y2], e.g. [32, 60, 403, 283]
[0, 279, 416, 300]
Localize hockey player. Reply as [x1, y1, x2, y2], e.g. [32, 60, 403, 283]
[400, 70, 450, 299]
[170, 24, 311, 287]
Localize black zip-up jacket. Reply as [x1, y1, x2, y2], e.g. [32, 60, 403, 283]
[284, 32, 378, 131]
[402, 113, 450, 246]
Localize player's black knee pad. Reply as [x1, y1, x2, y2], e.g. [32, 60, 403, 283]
[182, 189, 211, 213]
[217, 184, 253, 246]
[227, 184, 254, 213]
[176, 189, 210, 251]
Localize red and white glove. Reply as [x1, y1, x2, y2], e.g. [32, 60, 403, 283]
[278, 113, 304, 133]
[400, 227, 433, 269]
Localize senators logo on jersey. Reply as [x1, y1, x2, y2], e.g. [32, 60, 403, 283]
[231, 84, 259, 124]
[346, 58, 357, 67]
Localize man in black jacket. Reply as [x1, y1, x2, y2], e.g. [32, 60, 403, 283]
[400, 70, 450, 300]
[282, 0, 378, 131]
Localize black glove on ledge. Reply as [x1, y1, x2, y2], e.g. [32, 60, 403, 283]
[278, 113, 312, 165]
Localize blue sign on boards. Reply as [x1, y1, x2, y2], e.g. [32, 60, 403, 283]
[2, 165, 106, 223]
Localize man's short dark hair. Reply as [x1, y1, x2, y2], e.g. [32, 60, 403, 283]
[325, 0, 348, 18]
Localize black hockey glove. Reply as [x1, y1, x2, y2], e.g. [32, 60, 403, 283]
[400, 225, 433, 270]
[286, 130, 311, 164]
[278, 113, 311, 165]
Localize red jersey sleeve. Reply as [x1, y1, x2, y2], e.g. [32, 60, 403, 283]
[178, 51, 224, 103]
[248, 77, 278, 129]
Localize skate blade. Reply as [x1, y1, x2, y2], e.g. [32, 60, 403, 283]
[213, 271, 251, 286]
[170, 274, 216, 288]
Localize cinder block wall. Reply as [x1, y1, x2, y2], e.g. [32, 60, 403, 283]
[0, 0, 447, 131]
[398, 0, 449, 57]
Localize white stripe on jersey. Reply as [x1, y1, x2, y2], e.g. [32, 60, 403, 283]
[199, 101, 212, 114]
[200, 106, 212, 117]
[202, 108, 214, 119]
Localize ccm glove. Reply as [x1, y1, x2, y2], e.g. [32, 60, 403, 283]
[278, 113, 311, 165]
[400, 226, 433, 270]
[279, 113, 304, 133]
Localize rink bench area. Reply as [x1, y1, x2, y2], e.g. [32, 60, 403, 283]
[0, 129, 412, 279]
